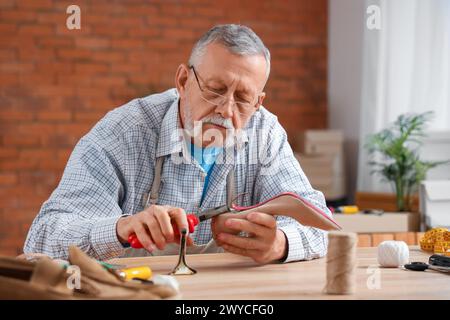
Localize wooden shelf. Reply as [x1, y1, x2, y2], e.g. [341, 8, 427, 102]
[357, 232, 425, 247]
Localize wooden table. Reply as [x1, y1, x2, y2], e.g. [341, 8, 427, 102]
[109, 246, 449, 299]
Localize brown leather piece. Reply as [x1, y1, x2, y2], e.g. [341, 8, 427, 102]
[233, 193, 341, 231]
[214, 192, 341, 236]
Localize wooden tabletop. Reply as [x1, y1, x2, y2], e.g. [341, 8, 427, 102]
[109, 246, 449, 300]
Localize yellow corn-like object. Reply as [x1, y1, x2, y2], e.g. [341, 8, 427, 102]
[338, 206, 359, 214]
[420, 228, 450, 256]
[119, 266, 153, 281]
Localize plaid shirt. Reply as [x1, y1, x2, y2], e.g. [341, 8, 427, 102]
[24, 88, 331, 262]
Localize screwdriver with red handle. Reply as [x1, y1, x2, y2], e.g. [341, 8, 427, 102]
[127, 204, 232, 249]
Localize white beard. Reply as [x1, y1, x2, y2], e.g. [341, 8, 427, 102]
[181, 102, 235, 147]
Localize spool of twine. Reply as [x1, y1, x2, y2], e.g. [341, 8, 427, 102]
[325, 231, 357, 295]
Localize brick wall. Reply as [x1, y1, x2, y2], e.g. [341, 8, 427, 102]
[0, 0, 328, 256]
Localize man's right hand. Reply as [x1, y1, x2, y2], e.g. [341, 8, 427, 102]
[116, 205, 194, 252]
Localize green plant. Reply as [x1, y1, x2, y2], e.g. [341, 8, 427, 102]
[365, 111, 448, 211]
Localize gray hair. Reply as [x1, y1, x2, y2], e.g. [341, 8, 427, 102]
[188, 24, 271, 79]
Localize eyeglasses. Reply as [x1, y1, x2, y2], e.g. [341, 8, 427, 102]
[189, 66, 261, 115]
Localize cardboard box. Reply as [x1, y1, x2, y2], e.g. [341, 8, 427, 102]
[334, 212, 420, 233]
[420, 180, 450, 228]
[296, 156, 334, 177]
[295, 130, 344, 155]
[295, 152, 346, 200]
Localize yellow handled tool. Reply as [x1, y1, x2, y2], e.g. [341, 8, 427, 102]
[118, 266, 153, 281]
[336, 205, 359, 214]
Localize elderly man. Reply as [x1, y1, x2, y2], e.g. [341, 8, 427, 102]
[24, 24, 331, 264]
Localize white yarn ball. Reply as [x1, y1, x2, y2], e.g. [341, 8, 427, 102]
[377, 240, 409, 267]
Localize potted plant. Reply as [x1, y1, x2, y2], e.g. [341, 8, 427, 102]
[365, 111, 448, 212]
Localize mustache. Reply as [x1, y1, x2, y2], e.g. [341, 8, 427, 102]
[201, 115, 234, 129]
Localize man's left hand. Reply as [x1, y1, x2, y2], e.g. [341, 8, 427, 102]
[212, 212, 288, 264]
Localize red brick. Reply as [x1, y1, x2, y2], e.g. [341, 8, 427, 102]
[0, 23, 16, 33]
[73, 111, 105, 122]
[178, 18, 211, 30]
[0, 62, 35, 73]
[0, 192, 47, 209]
[74, 62, 109, 75]
[110, 63, 142, 74]
[0, 110, 34, 121]
[18, 171, 57, 187]
[91, 76, 127, 87]
[39, 36, 74, 47]
[146, 16, 178, 27]
[17, 0, 53, 10]
[0, 159, 39, 171]
[2, 134, 41, 147]
[18, 47, 55, 61]
[128, 28, 161, 38]
[0, 0, 14, 9]
[56, 74, 91, 86]
[0, 10, 37, 22]
[0, 173, 18, 186]
[111, 38, 145, 50]
[36, 111, 72, 122]
[34, 85, 75, 96]
[93, 25, 128, 38]
[57, 48, 92, 60]
[57, 149, 73, 162]
[83, 13, 111, 26]
[36, 12, 66, 25]
[162, 28, 196, 41]
[146, 39, 178, 51]
[40, 133, 79, 148]
[90, 51, 126, 63]
[0, 149, 19, 159]
[55, 25, 90, 35]
[124, 5, 158, 16]
[194, 7, 223, 17]
[0, 74, 20, 85]
[75, 37, 111, 49]
[18, 24, 54, 36]
[16, 123, 56, 136]
[160, 4, 193, 16]
[56, 123, 91, 137]
[35, 62, 73, 74]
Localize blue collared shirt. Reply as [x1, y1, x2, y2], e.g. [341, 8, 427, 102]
[24, 88, 331, 262]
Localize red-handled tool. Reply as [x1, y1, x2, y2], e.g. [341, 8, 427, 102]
[127, 204, 232, 249]
[127, 214, 200, 249]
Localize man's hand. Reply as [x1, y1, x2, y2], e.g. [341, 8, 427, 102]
[116, 205, 193, 252]
[211, 212, 288, 264]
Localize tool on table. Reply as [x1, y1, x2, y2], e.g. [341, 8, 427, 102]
[94, 260, 152, 281]
[362, 208, 384, 215]
[127, 204, 233, 249]
[170, 228, 197, 276]
[404, 254, 450, 274]
[118, 266, 153, 281]
[97, 261, 126, 270]
[334, 205, 359, 214]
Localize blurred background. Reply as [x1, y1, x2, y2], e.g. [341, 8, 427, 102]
[0, 0, 449, 256]
[0, 0, 328, 255]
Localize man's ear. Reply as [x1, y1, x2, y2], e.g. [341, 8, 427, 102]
[257, 92, 266, 110]
[175, 64, 189, 97]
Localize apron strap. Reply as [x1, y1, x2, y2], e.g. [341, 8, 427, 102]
[145, 157, 236, 209]
[226, 167, 236, 208]
[144, 156, 164, 208]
